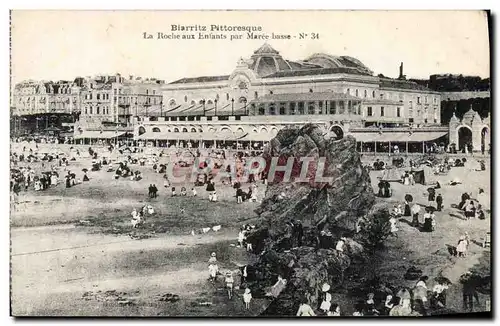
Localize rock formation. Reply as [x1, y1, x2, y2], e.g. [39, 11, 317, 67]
[245, 124, 381, 315]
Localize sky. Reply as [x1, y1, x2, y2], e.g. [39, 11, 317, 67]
[10, 10, 490, 85]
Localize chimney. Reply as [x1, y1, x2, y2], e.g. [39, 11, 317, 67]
[399, 62, 404, 79]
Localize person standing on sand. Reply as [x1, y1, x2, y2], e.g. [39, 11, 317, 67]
[225, 271, 234, 299]
[456, 236, 468, 257]
[243, 288, 252, 310]
[436, 193, 443, 211]
[411, 203, 421, 227]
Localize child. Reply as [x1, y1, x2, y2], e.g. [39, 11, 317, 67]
[225, 271, 234, 299]
[389, 215, 398, 235]
[238, 229, 245, 248]
[192, 187, 197, 196]
[180, 187, 187, 196]
[456, 236, 468, 257]
[171, 187, 176, 197]
[212, 191, 218, 202]
[243, 288, 252, 310]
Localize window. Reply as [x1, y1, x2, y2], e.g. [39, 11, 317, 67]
[90, 107, 93, 115]
[114, 89, 117, 95]
[355, 89, 359, 97]
[258, 104, 265, 115]
[347, 101, 353, 114]
[434, 97, 437, 104]
[424, 119, 428, 124]
[182, 128, 188, 132]
[146, 90, 149, 95]
[269, 90, 273, 95]
[367, 107, 373, 117]
[380, 107, 385, 116]
[397, 107, 401, 117]
[309, 88, 313, 93]
[152, 127, 161, 132]
[346, 88, 350, 95]
[318, 101, 323, 114]
[417, 97, 421, 104]
[338, 101, 345, 114]
[174, 128, 179, 132]
[90, 94, 93, 100]
[380, 94, 384, 100]
[372, 90, 376, 98]
[308, 102, 315, 114]
[269, 103, 276, 115]
[191, 100, 196, 106]
[169, 99, 176, 108]
[207, 100, 213, 105]
[289, 102, 296, 115]
[364, 90, 367, 98]
[184, 95, 187, 102]
[329, 101, 337, 114]
[279, 102, 286, 115]
[425, 96, 428, 104]
[226, 93, 230, 101]
[254, 91, 258, 99]
[298, 102, 305, 115]
[409, 118, 414, 123]
[191, 128, 196, 132]
[179, 117, 186, 121]
[251, 103, 256, 115]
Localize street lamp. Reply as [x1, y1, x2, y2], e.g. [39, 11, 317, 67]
[231, 98, 234, 116]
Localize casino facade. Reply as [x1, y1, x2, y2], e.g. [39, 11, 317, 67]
[119, 43, 446, 153]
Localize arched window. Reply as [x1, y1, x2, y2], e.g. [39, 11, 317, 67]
[184, 95, 188, 102]
[355, 89, 359, 97]
[167, 129, 172, 132]
[182, 128, 188, 132]
[208, 127, 216, 133]
[174, 128, 179, 132]
[191, 128, 197, 132]
[138, 126, 146, 135]
[220, 126, 232, 132]
[347, 88, 350, 95]
[207, 100, 213, 105]
[199, 100, 204, 105]
[372, 90, 376, 98]
[198, 128, 203, 132]
[191, 100, 196, 106]
[309, 89, 313, 93]
[261, 127, 268, 133]
[364, 90, 367, 98]
[236, 127, 244, 133]
[152, 127, 161, 132]
[239, 97, 247, 103]
[169, 99, 176, 108]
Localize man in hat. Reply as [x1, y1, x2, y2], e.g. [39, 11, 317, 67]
[436, 193, 443, 211]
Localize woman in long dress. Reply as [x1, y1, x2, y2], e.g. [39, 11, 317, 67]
[456, 236, 468, 257]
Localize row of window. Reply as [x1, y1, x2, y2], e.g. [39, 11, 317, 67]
[114, 88, 157, 95]
[366, 107, 401, 117]
[84, 106, 113, 115]
[250, 101, 362, 116]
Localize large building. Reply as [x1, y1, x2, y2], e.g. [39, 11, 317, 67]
[132, 43, 446, 152]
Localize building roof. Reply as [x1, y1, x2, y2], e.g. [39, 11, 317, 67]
[169, 75, 230, 84]
[251, 92, 361, 103]
[379, 78, 431, 91]
[262, 67, 372, 79]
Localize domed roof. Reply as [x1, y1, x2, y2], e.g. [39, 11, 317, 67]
[462, 107, 481, 125]
[252, 43, 280, 56]
[304, 53, 373, 75]
[249, 43, 292, 77]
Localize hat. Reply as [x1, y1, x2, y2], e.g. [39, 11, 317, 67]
[211, 252, 216, 257]
[245, 288, 251, 294]
[321, 283, 331, 292]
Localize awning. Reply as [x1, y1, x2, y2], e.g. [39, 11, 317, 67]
[74, 131, 126, 139]
[137, 132, 247, 141]
[350, 131, 448, 143]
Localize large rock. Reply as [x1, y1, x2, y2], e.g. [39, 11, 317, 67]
[246, 124, 377, 315]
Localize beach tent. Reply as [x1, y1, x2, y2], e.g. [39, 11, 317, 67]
[412, 170, 426, 185]
[380, 168, 403, 182]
